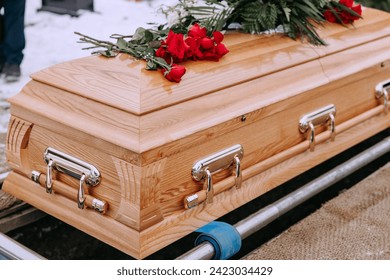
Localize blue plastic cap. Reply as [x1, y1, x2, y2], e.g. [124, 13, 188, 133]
[195, 221, 242, 260]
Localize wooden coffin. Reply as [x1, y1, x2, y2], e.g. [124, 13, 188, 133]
[3, 8, 390, 259]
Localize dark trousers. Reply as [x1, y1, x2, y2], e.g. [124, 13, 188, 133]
[0, 0, 26, 66]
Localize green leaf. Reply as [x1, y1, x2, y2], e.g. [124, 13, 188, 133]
[132, 27, 146, 41]
[95, 50, 117, 57]
[145, 47, 155, 57]
[240, 2, 279, 34]
[154, 57, 169, 68]
[186, 2, 234, 33]
[134, 45, 147, 52]
[146, 60, 157, 70]
[283, 7, 292, 22]
[116, 38, 128, 49]
[144, 29, 155, 42]
[148, 40, 161, 49]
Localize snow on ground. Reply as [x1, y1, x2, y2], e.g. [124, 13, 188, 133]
[0, 0, 176, 132]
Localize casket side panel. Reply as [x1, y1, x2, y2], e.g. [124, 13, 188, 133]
[145, 60, 390, 217]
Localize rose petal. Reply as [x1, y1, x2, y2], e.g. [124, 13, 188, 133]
[188, 23, 207, 38]
[200, 38, 214, 50]
[162, 64, 186, 82]
[213, 31, 224, 44]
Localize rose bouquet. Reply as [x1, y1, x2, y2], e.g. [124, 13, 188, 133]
[76, 0, 362, 83]
[324, 0, 362, 24]
[75, 22, 229, 83]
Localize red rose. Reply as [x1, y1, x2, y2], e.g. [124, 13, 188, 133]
[184, 24, 229, 61]
[324, 1, 362, 24]
[213, 31, 224, 44]
[188, 23, 207, 38]
[351, 4, 362, 19]
[340, 3, 362, 23]
[200, 37, 214, 50]
[165, 30, 189, 62]
[156, 45, 167, 59]
[162, 64, 186, 83]
[215, 43, 229, 58]
[323, 10, 337, 23]
[185, 36, 203, 60]
[339, 0, 354, 7]
[202, 48, 217, 60]
[155, 24, 229, 82]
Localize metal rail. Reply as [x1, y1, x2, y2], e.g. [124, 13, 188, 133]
[177, 136, 390, 260]
[0, 232, 46, 260]
[0, 171, 10, 185]
[1, 171, 46, 259]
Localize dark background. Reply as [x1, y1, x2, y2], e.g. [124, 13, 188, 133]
[358, 0, 390, 11]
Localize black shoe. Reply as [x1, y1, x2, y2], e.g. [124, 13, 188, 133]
[2, 63, 21, 83]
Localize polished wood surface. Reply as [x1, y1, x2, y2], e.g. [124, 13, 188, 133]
[4, 111, 388, 259]
[8, 9, 390, 154]
[27, 8, 390, 116]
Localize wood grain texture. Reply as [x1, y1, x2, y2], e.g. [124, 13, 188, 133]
[112, 157, 141, 229]
[3, 112, 387, 259]
[9, 80, 142, 153]
[313, 8, 390, 56]
[28, 8, 390, 115]
[26, 125, 123, 217]
[111, 156, 166, 230]
[139, 158, 166, 229]
[6, 116, 33, 174]
[184, 105, 387, 207]
[2, 172, 143, 258]
[8, 38, 390, 154]
[139, 113, 389, 258]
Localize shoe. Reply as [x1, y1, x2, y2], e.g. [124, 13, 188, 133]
[3, 63, 21, 83]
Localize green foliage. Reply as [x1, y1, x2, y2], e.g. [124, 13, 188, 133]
[161, 0, 235, 35]
[240, 2, 279, 33]
[158, 0, 362, 45]
[357, 0, 390, 12]
[232, 0, 329, 45]
[286, 0, 328, 45]
[75, 28, 171, 72]
[77, 0, 365, 71]
[189, 4, 235, 34]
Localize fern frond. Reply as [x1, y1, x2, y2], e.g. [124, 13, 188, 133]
[285, 0, 326, 45]
[184, 0, 235, 33]
[240, 2, 279, 34]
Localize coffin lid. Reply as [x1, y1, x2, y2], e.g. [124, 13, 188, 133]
[29, 8, 390, 116]
[9, 8, 390, 153]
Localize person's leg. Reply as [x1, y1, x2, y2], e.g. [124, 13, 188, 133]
[2, 0, 25, 81]
[0, 2, 5, 72]
[3, 0, 25, 65]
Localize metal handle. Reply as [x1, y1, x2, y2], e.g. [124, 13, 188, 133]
[299, 104, 336, 152]
[375, 79, 389, 114]
[204, 169, 213, 204]
[188, 144, 244, 208]
[46, 159, 54, 194]
[78, 174, 86, 209]
[43, 147, 101, 210]
[31, 170, 107, 214]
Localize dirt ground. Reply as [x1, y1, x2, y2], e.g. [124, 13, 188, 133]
[3, 129, 389, 260]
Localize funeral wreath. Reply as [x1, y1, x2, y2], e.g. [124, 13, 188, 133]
[76, 0, 362, 83]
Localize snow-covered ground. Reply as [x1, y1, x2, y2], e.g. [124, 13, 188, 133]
[0, 0, 176, 132]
